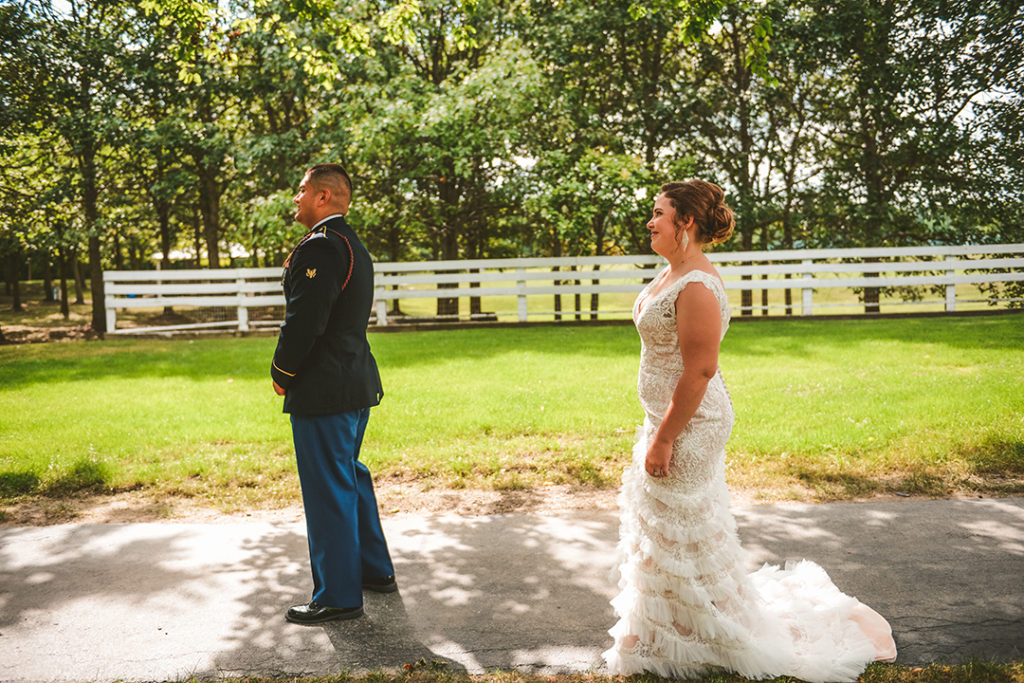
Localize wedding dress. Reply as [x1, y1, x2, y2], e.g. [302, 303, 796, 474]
[603, 269, 896, 682]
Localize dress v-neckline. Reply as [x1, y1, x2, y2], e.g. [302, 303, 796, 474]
[636, 268, 726, 320]
[637, 269, 699, 317]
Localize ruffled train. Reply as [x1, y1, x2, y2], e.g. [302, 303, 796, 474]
[603, 427, 896, 682]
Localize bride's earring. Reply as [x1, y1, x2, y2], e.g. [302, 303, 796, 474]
[680, 228, 689, 253]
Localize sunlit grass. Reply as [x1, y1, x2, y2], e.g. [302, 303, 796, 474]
[1, 315, 1022, 512]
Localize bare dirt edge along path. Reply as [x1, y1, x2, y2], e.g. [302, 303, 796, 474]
[5, 481, 1013, 527]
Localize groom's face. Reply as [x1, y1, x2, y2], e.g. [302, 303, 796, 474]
[293, 173, 321, 228]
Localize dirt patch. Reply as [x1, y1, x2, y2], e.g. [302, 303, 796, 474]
[0, 483, 623, 526]
[0, 481, 768, 526]
[1, 324, 100, 344]
[1, 481, 994, 526]
[377, 482, 622, 516]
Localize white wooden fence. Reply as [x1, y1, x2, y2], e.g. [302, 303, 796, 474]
[103, 244, 1024, 334]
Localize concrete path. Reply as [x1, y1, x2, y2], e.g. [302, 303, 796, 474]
[1, 497, 1022, 682]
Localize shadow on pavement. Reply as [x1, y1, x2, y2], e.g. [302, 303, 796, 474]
[1, 497, 1022, 682]
[211, 512, 618, 674]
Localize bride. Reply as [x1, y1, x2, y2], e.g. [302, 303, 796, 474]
[603, 180, 897, 682]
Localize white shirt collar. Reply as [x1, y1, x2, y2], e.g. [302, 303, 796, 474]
[313, 214, 345, 230]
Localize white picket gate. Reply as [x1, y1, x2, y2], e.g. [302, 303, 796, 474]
[102, 244, 1024, 334]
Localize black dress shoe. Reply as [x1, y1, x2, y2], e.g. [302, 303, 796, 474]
[362, 574, 398, 593]
[285, 601, 363, 624]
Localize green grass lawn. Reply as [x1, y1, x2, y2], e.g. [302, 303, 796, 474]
[1, 315, 1022, 512]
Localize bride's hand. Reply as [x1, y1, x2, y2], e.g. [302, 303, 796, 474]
[645, 439, 672, 478]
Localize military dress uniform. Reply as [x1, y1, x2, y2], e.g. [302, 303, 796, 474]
[271, 214, 394, 611]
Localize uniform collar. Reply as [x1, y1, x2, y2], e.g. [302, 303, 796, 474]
[313, 214, 346, 231]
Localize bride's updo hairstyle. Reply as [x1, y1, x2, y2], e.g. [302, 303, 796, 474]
[660, 180, 735, 246]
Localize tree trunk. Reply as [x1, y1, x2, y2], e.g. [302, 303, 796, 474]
[854, 9, 890, 315]
[863, 257, 881, 313]
[570, 265, 582, 321]
[158, 204, 172, 270]
[129, 242, 141, 270]
[435, 175, 459, 317]
[730, 21, 756, 318]
[464, 226, 482, 317]
[552, 265, 562, 321]
[740, 230, 754, 316]
[552, 236, 563, 321]
[760, 228, 770, 316]
[88, 233, 104, 333]
[72, 251, 85, 304]
[5, 252, 23, 312]
[782, 207, 794, 315]
[58, 246, 70, 320]
[78, 111, 105, 332]
[385, 219, 405, 316]
[156, 201, 175, 314]
[112, 229, 124, 270]
[589, 214, 608, 320]
[468, 268, 482, 317]
[43, 254, 54, 302]
[198, 172, 221, 268]
[192, 208, 203, 267]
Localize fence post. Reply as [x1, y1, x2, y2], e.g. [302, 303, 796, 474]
[236, 278, 249, 332]
[801, 259, 814, 316]
[105, 296, 117, 331]
[517, 279, 528, 322]
[945, 255, 957, 312]
[102, 272, 116, 331]
[374, 290, 388, 326]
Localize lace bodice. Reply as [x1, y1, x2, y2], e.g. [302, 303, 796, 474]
[632, 269, 732, 425]
[633, 268, 731, 337]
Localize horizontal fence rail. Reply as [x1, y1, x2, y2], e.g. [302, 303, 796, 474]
[102, 244, 1024, 334]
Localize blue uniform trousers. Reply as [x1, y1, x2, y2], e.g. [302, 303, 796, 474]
[290, 408, 394, 608]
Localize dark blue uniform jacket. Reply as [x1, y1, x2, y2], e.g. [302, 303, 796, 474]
[271, 216, 383, 415]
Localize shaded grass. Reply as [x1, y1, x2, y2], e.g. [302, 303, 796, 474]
[172, 658, 1024, 682]
[1, 315, 1022, 511]
[1, 276, 1010, 334]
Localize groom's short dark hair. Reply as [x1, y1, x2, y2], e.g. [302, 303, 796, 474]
[307, 163, 352, 203]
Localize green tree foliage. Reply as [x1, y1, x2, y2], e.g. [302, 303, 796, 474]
[798, 0, 1024, 310]
[1, 1, 52, 331]
[21, 0, 133, 331]
[1, 0, 1021, 329]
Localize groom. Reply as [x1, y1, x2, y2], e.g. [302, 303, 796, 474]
[271, 162, 396, 623]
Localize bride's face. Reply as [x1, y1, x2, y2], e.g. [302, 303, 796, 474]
[647, 195, 685, 258]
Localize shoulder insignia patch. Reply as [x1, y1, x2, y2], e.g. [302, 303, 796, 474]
[306, 268, 317, 279]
